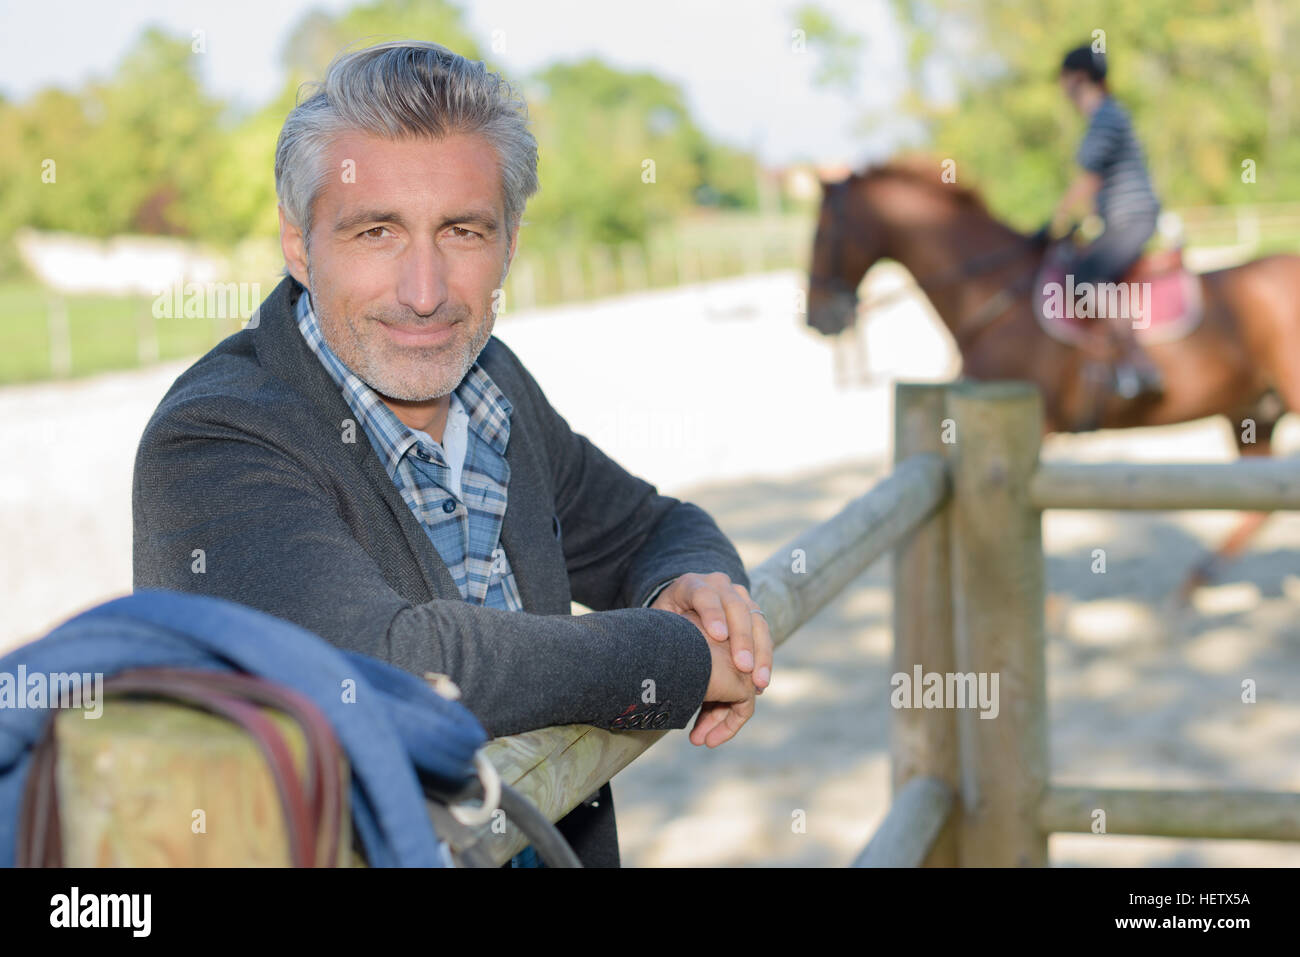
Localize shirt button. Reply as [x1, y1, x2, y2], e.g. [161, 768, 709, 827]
[442, 499, 457, 513]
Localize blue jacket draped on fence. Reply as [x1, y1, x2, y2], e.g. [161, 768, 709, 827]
[0, 588, 488, 867]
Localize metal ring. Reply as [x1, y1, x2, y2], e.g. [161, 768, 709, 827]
[750, 608, 766, 618]
[449, 750, 502, 828]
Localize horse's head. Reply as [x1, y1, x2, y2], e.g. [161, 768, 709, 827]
[807, 160, 1029, 343]
[806, 174, 886, 337]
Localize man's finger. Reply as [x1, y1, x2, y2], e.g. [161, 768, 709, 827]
[717, 586, 755, 673]
[686, 579, 731, 641]
[690, 703, 730, 746]
[705, 697, 754, 748]
[750, 603, 774, 690]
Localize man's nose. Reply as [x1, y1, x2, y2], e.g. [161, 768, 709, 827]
[396, 237, 449, 318]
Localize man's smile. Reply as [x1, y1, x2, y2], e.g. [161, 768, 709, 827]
[378, 318, 459, 347]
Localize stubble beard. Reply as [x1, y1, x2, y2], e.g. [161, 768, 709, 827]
[306, 260, 505, 402]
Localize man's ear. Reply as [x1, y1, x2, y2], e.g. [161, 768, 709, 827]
[278, 204, 310, 288]
[506, 225, 519, 274]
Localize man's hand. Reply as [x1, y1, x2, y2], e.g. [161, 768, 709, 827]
[650, 572, 774, 747]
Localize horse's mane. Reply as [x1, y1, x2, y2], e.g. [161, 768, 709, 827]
[851, 157, 991, 215]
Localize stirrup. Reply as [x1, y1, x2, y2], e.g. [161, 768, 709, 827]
[1113, 364, 1163, 400]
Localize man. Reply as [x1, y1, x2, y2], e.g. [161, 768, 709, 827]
[1049, 44, 1164, 399]
[132, 40, 772, 867]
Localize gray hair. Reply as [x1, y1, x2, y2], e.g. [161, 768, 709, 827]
[275, 40, 539, 250]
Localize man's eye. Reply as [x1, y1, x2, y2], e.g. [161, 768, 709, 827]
[360, 226, 389, 239]
[449, 226, 480, 239]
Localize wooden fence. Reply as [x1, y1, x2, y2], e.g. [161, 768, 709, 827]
[53, 379, 1300, 865]
[474, 378, 1300, 866]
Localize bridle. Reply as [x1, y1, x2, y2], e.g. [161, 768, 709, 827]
[808, 179, 866, 303]
[809, 178, 1044, 349]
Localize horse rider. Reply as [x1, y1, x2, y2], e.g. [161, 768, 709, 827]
[1047, 44, 1165, 399]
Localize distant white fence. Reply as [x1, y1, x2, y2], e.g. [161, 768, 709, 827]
[1174, 201, 1300, 248]
[15, 228, 245, 295]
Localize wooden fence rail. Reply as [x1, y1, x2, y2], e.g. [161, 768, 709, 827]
[853, 775, 955, 867]
[475, 451, 950, 865]
[1032, 460, 1300, 510]
[1039, 787, 1300, 842]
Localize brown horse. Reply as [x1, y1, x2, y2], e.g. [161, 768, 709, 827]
[806, 161, 1300, 590]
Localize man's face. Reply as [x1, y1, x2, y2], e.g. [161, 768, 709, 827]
[1059, 72, 1086, 112]
[286, 130, 515, 402]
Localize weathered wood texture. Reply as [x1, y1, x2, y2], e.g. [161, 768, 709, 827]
[853, 775, 955, 867]
[890, 383, 960, 866]
[744, 450, 949, 645]
[1031, 460, 1300, 511]
[56, 700, 350, 867]
[1040, 787, 1300, 841]
[946, 381, 1049, 866]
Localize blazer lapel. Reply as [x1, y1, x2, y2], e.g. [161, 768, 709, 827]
[248, 277, 462, 604]
[494, 399, 572, 616]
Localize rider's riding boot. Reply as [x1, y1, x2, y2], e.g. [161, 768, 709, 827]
[1110, 321, 1164, 400]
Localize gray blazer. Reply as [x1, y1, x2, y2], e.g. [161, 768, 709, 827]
[132, 275, 749, 866]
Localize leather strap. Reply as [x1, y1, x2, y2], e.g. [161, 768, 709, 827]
[17, 668, 345, 867]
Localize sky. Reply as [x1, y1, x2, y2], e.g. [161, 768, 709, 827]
[0, 0, 916, 167]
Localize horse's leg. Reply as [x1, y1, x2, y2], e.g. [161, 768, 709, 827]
[832, 329, 848, 387]
[854, 318, 872, 384]
[1176, 399, 1282, 603]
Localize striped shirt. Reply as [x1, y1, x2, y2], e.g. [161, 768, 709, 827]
[1076, 96, 1160, 226]
[294, 289, 524, 613]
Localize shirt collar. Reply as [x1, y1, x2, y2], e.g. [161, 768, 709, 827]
[293, 287, 512, 476]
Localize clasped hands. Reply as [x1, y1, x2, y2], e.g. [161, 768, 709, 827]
[649, 572, 773, 748]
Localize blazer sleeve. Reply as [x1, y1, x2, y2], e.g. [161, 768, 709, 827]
[131, 395, 713, 739]
[500, 347, 751, 612]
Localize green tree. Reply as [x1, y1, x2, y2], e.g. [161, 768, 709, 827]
[0, 0, 760, 265]
[804, 0, 1300, 225]
[525, 58, 757, 252]
[0, 28, 226, 242]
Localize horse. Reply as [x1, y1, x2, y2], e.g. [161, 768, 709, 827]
[805, 160, 1300, 595]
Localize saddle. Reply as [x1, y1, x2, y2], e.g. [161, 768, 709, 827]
[1034, 244, 1203, 351]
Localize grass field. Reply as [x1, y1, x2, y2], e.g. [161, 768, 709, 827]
[0, 282, 242, 385]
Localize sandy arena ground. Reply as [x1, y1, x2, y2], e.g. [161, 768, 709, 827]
[2, 269, 1298, 866]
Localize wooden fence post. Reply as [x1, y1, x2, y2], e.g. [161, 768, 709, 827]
[891, 382, 960, 865]
[946, 381, 1048, 866]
